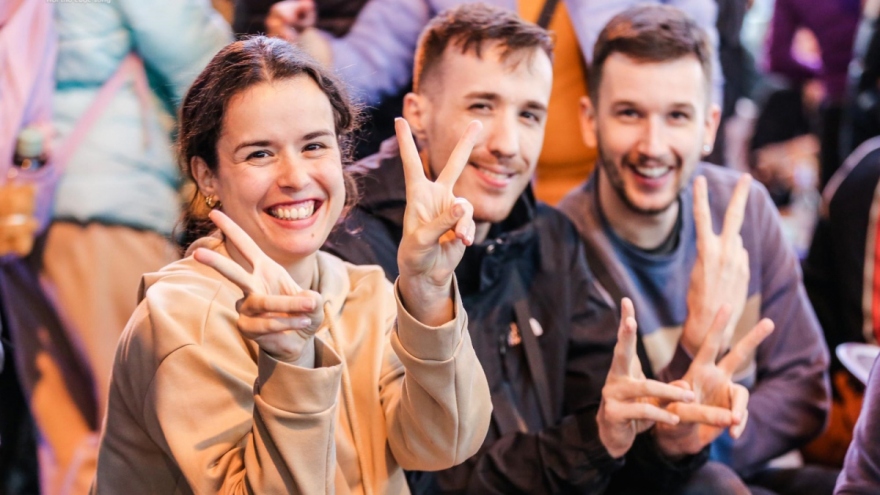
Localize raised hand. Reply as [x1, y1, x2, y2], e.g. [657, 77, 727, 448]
[193, 210, 324, 366]
[654, 305, 775, 457]
[597, 298, 697, 458]
[682, 174, 752, 355]
[265, 0, 317, 42]
[395, 117, 480, 326]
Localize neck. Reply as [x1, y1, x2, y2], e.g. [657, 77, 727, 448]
[225, 241, 316, 290]
[474, 222, 491, 244]
[597, 170, 679, 250]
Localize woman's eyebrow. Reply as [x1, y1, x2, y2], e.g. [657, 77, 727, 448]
[234, 140, 273, 153]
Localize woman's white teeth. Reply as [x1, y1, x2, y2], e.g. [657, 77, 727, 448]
[272, 201, 315, 220]
[635, 166, 669, 179]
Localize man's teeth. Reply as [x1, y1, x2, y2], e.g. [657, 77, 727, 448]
[635, 166, 669, 179]
[271, 201, 315, 220]
[480, 168, 511, 181]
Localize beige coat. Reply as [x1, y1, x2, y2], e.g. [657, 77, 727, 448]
[92, 236, 492, 494]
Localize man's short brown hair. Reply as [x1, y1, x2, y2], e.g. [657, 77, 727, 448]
[588, 5, 713, 104]
[413, 3, 554, 93]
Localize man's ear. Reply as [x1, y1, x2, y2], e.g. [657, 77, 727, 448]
[578, 96, 598, 149]
[703, 102, 722, 155]
[402, 92, 431, 145]
[191, 156, 218, 199]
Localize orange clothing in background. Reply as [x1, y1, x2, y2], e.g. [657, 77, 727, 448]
[519, 0, 597, 205]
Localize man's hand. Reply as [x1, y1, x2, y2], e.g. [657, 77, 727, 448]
[265, 0, 317, 43]
[655, 305, 775, 457]
[682, 174, 752, 356]
[395, 117, 481, 326]
[597, 298, 697, 458]
[194, 210, 324, 367]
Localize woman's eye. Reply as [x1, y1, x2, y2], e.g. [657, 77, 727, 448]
[469, 103, 491, 112]
[247, 150, 271, 160]
[303, 143, 326, 152]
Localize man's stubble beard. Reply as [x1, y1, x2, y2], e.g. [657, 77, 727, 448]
[596, 138, 683, 218]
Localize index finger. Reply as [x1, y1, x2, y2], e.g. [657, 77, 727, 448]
[721, 174, 752, 241]
[209, 209, 264, 267]
[610, 298, 638, 376]
[718, 318, 774, 375]
[693, 304, 732, 366]
[193, 247, 256, 295]
[395, 118, 427, 190]
[435, 120, 483, 189]
[693, 175, 714, 246]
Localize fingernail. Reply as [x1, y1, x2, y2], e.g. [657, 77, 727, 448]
[297, 317, 311, 327]
[453, 203, 464, 218]
[683, 391, 696, 402]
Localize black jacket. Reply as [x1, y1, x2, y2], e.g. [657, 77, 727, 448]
[324, 139, 708, 494]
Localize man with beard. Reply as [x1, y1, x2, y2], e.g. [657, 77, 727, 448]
[559, 5, 835, 494]
[326, 4, 772, 494]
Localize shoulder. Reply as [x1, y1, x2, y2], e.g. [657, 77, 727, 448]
[126, 254, 239, 365]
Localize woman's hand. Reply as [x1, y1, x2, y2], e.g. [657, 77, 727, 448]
[395, 117, 481, 326]
[194, 210, 324, 366]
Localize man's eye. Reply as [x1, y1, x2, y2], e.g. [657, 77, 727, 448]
[469, 103, 491, 111]
[521, 111, 541, 124]
[669, 111, 691, 122]
[618, 109, 640, 118]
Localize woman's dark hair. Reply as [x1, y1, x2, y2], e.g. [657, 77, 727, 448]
[176, 36, 360, 251]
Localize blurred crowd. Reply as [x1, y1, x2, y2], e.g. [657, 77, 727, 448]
[2, 0, 880, 494]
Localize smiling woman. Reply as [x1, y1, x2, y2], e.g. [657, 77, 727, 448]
[91, 36, 492, 495]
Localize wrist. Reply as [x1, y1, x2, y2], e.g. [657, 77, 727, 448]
[266, 336, 315, 368]
[397, 274, 454, 327]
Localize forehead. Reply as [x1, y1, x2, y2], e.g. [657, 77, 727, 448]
[430, 41, 553, 104]
[221, 76, 335, 139]
[597, 52, 708, 110]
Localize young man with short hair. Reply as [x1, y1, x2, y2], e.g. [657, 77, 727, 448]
[559, 5, 834, 494]
[326, 4, 767, 493]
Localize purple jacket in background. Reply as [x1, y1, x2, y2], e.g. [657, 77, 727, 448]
[836, 356, 880, 494]
[766, 0, 860, 102]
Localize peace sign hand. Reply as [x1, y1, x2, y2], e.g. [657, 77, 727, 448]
[682, 174, 752, 356]
[395, 117, 481, 326]
[193, 210, 324, 366]
[654, 305, 774, 457]
[597, 298, 697, 458]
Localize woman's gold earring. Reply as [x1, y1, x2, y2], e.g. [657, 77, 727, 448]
[205, 195, 217, 209]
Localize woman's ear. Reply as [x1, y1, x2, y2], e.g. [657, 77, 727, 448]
[191, 156, 218, 199]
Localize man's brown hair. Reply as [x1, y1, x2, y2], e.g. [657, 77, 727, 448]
[588, 4, 714, 104]
[413, 3, 554, 93]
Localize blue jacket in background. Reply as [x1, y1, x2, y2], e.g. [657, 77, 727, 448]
[52, 0, 232, 235]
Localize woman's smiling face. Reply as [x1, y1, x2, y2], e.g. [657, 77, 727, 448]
[195, 76, 345, 267]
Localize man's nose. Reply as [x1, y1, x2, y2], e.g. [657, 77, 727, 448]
[485, 114, 519, 160]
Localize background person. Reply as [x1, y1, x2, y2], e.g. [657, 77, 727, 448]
[558, 6, 834, 494]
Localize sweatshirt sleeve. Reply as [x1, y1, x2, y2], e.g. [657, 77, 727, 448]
[729, 185, 831, 475]
[379, 275, 493, 471]
[142, 292, 346, 494]
[326, 0, 432, 103]
[836, 358, 880, 494]
[117, 0, 233, 105]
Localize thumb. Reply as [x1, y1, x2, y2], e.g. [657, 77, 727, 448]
[420, 198, 472, 246]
